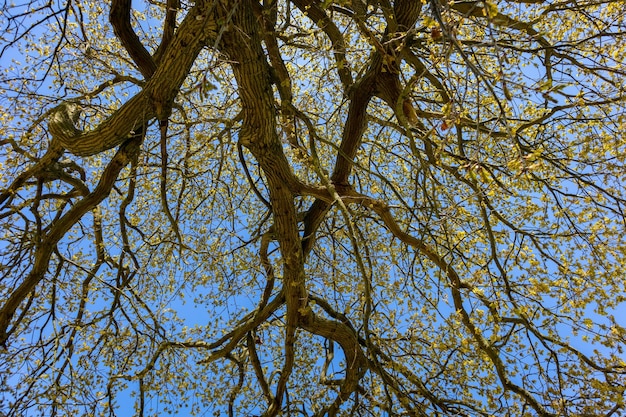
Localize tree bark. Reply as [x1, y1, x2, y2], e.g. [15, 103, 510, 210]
[54, 2, 217, 156]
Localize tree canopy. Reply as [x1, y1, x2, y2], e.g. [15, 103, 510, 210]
[1, 0, 626, 415]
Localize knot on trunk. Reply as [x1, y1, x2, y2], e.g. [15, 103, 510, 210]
[48, 102, 83, 142]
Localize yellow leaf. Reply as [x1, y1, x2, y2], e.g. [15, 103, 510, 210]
[484, 1, 498, 18]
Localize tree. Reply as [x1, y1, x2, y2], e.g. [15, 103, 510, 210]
[1, 0, 625, 415]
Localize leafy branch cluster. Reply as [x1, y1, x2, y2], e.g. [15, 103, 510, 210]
[1, 0, 625, 416]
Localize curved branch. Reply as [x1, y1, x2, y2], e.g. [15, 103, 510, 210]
[247, 332, 273, 403]
[51, 3, 217, 156]
[290, 0, 353, 90]
[110, 0, 157, 79]
[0, 135, 143, 348]
[154, 0, 181, 64]
[301, 311, 368, 416]
[300, 0, 423, 259]
[338, 189, 558, 417]
[226, 353, 245, 417]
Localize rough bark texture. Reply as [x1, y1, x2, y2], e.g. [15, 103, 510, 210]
[54, 3, 217, 156]
[4, 1, 624, 415]
[0, 0, 222, 347]
[303, 0, 422, 255]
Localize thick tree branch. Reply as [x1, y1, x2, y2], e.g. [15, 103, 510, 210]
[217, 3, 310, 414]
[110, 0, 157, 79]
[290, 0, 353, 90]
[153, 0, 181, 64]
[302, 0, 423, 255]
[53, 3, 217, 156]
[301, 311, 368, 416]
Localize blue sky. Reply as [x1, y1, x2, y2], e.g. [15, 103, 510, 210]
[1, 1, 626, 416]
